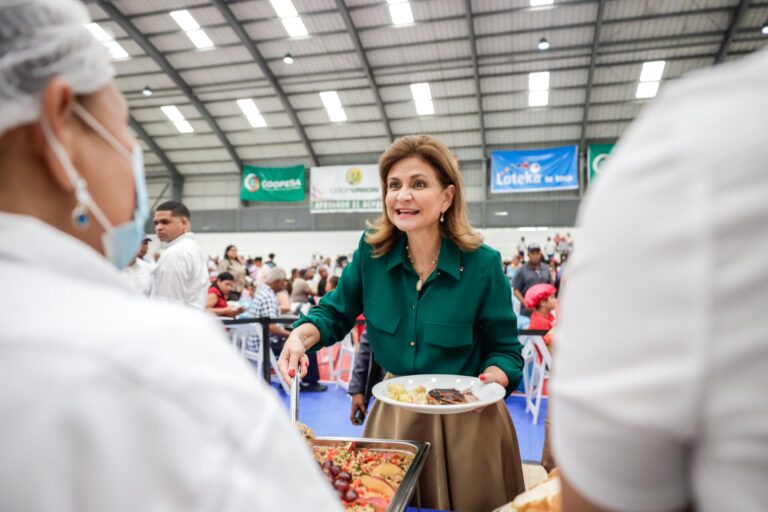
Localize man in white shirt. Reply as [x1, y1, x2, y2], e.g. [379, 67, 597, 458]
[151, 201, 209, 309]
[122, 251, 152, 296]
[552, 48, 768, 512]
[544, 236, 556, 263]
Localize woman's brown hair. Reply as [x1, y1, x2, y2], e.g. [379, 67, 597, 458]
[365, 134, 483, 257]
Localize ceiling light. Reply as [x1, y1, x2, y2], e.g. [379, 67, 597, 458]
[269, 0, 298, 18]
[160, 105, 194, 133]
[415, 101, 435, 116]
[283, 53, 294, 64]
[104, 41, 130, 60]
[170, 10, 215, 49]
[493, 211, 509, 216]
[169, 10, 200, 31]
[269, 0, 309, 37]
[236, 99, 268, 128]
[410, 83, 432, 102]
[186, 29, 214, 49]
[635, 81, 660, 99]
[761, 21, 768, 35]
[528, 90, 549, 107]
[142, 86, 153, 97]
[319, 91, 347, 123]
[530, 0, 554, 6]
[538, 37, 550, 50]
[86, 23, 113, 42]
[410, 83, 435, 116]
[528, 71, 550, 107]
[529, 71, 550, 91]
[388, 0, 414, 25]
[86, 23, 130, 60]
[639, 61, 666, 82]
[281, 17, 309, 37]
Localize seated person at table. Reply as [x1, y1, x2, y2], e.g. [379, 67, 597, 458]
[206, 272, 243, 318]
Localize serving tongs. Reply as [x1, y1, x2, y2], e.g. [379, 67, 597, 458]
[289, 371, 301, 424]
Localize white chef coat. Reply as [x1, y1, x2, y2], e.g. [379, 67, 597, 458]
[150, 232, 209, 309]
[0, 212, 342, 512]
[552, 48, 768, 512]
[122, 257, 153, 296]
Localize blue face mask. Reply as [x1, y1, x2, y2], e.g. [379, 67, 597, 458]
[41, 104, 149, 270]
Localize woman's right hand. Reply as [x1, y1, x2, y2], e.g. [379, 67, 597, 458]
[277, 331, 310, 383]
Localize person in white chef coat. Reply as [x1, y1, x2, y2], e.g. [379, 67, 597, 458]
[552, 48, 768, 512]
[150, 200, 209, 309]
[0, 1, 341, 511]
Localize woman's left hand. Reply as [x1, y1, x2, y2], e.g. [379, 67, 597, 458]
[472, 366, 509, 413]
[478, 365, 509, 389]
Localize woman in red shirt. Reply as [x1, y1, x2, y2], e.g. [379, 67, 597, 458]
[206, 272, 242, 318]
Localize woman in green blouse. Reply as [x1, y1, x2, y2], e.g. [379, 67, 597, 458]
[278, 135, 525, 511]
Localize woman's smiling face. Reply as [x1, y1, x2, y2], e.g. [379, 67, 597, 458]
[384, 156, 454, 234]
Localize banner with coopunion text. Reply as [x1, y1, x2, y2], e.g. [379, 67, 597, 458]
[310, 165, 382, 213]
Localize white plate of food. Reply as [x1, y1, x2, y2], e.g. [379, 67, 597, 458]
[371, 374, 506, 415]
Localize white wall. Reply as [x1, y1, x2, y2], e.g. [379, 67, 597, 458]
[147, 227, 580, 271]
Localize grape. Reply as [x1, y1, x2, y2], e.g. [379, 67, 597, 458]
[337, 471, 352, 481]
[344, 489, 358, 502]
[322, 461, 332, 470]
[334, 480, 350, 492]
[330, 465, 341, 476]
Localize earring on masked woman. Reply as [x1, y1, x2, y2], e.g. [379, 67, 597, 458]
[440, 211, 445, 223]
[39, 103, 149, 270]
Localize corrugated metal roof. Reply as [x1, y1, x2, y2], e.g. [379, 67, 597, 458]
[84, 0, 766, 180]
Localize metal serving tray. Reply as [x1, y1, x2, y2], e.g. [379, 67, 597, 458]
[312, 437, 431, 512]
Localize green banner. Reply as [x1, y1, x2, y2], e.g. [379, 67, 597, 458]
[588, 144, 615, 184]
[241, 165, 304, 202]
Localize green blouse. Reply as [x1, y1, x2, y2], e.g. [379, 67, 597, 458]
[294, 232, 523, 393]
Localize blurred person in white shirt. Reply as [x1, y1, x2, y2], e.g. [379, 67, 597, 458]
[151, 200, 208, 309]
[121, 239, 153, 296]
[0, 1, 341, 510]
[553, 48, 768, 512]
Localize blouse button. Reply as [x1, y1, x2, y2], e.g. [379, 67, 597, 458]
[409, 341, 415, 347]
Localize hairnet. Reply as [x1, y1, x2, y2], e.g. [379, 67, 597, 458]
[524, 283, 557, 310]
[264, 267, 287, 284]
[0, 0, 115, 135]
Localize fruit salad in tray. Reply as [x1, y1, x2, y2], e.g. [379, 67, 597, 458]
[311, 438, 429, 512]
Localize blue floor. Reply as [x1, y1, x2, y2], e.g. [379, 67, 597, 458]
[274, 383, 547, 463]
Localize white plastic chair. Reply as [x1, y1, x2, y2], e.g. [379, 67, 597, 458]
[333, 332, 357, 390]
[316, 346, 336, 384]
[524, 335, 551, 425]
[227, 323, 289, 394]
[520, 337, 536, 399]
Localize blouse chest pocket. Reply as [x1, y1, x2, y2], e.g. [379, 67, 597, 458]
[423, 322, 474, 349]
[364, 299, 401, 335]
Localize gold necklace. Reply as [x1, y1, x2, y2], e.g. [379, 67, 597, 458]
[406, 245, 440, 292]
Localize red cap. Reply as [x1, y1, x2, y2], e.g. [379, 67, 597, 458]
[524, 284, 557, 310]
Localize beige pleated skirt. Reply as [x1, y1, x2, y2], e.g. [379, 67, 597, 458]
[363, 387, 526, 512]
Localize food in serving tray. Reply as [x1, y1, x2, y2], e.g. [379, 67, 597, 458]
[296, 422, 315, 448]
[494, 468, 561, 512]
[387, 383, 479, 405]
[314, 441, 414, 512]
